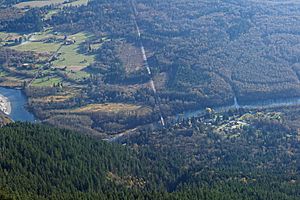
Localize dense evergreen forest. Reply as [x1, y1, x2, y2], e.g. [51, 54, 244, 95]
[0, 8, 42, 32]
[0, 121, 300, 199]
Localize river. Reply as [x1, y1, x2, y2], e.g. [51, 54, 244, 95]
[0, 87, 35, 122]
[1, 85, 300, 130]
[178, 96, 300, 119]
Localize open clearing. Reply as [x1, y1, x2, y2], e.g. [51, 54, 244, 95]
[10, 31, 94, 69]
[31, 77, 63, 87]
[15, 0, 66, 8]
[52, 32, 95, 69]
[63, 0, 89, 7]
[32, 94, 73, 103]
[117, 41, 144, 73]
[8, 30, 94, 85]
[64, 70, 90, 81]
[30, 30, 64, 41]
[0, 32, 23, 46]
[71, 103, 142, 113]
[10, 29, 63, 53]
[11, 41, 61, 53]
[0, 32, 9, 40]
[14, 0, 89, 9]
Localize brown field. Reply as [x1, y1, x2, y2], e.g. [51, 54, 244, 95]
[32, 95, 73, 103]
[71, 103, 142, 113]
[152, 72, 167, 90]
[66, 66, 86, 72]
[117, 41, 144, 73]
[0, 77, 27, 88]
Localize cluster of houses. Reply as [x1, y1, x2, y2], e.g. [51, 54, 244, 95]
[1, 34, 29, 46]
[174, 109, 283, 137]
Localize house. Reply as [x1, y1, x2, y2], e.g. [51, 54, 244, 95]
[21, 63, 34, 69]
[64, 39, 75, 45]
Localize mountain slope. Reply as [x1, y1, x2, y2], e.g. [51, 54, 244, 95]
[0, 123, 149, 199]
[0, 122, 300, 200]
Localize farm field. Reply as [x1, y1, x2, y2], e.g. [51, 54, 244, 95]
[31, 76, 63, 87]
[12, 41, 61, 53]
[0, 32, 23, 46]
[64, 70, 90, 81]
[0, 76, 28, 87]
[32, 94, 73, 103]
[0, 32, 9, 40]
[14, 0, 66, 8]
[0, 70, 7, 77]
[30, 30, 62, 41]
[70, 103, 143, 113]
[9, 29, 61, 52]
[62, 0, 89, 7]
[52, 32, 95, 69]
[7, 30, 94, 84]
[9, 31, 94, 71]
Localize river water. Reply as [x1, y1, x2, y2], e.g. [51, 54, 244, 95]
[0, 87, 35, 122]
[1, 85, 300, 124]
[178, 96, 300, 119]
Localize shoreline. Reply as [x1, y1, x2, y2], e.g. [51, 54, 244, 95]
[177, 96, 300, 120]
[0, 94, 11, 115]
[0, 87, 35, 122]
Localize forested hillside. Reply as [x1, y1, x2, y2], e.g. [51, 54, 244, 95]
[0, 123, 151, 199]
[0, 121, 300, 199]
[48, 0, 300, 106]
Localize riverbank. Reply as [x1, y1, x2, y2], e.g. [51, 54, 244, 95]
[0, 87, 35, 122]
[176, 96, 300, 120]
[0, 93, 11, 115]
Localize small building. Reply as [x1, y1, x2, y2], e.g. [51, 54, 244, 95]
[22, 63, 30, 68]
[64, 39, 75, 45]
[21, 63, 34, 69]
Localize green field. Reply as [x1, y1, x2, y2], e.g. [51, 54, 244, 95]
[44, 10, 59, 20]
[15, 0, 66, 8]
[31, 77, 63, 87]
[11, 41, 61, 53]
[62, 0, 89, 7]
[52, 32, 95, 69]
[0, 32, 8, 40]
[0, 32, 23, 46]
[9, 29, 63, 53]
[65, 70, 90, 81]
[30, 30, 60, 41]
[90, 43, 102, 50]
[0, 70, 8, 77]
[10, 31, 94, 69]
[8, 31, 94, 86]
